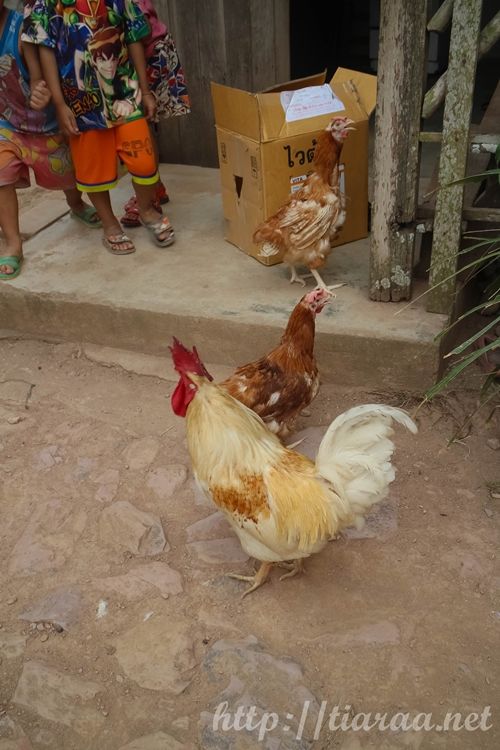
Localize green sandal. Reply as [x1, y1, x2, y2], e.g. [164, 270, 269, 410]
[70, 205, 102, 228]
[0, 255, 23, 280]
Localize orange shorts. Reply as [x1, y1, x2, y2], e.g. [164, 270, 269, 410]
[69, 118, 158, 193]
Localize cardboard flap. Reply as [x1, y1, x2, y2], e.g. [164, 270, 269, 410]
[211, 82, 261, 140]
[262, 71, 327, 94]
[331, 67, 377, 116]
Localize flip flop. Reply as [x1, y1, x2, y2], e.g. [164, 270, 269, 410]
[140, 215, 175, 247]
[70, 205, 102, 228]
[102, 234, 136, 255]
[0, 255, 23, 280]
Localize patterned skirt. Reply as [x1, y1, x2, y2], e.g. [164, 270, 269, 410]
[146, 34, 191, 122]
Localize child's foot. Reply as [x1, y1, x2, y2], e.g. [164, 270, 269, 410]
[101, 221, 135, 255]
[0, 240, 23, 279]
[102, 233, 136, 255]
[139, 210, 175, 247]
[121, 182, 169, 227]
[70, 202, 102, 227]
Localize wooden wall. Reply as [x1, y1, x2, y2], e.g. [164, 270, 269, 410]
[155, 0, 290, 167]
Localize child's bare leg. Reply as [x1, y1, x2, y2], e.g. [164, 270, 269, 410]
[87, 190, 134, 253]
[63, 187, 100, 224]
[0, 185, 22, 274]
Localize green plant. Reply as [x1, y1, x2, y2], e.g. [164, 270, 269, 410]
[420, 155, 500, 411]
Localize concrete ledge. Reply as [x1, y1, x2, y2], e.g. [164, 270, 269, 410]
[0, 165, 447, 392]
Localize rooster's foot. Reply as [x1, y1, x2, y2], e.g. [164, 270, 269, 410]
[278, 559, 305, 581]
[288, 265, 307, 287]
[227, 561, 272, 598]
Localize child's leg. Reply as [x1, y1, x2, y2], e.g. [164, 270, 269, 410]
[64, 188, 101, 226]
[87, 191, 134, 254]
[69, 129, 135, 254]
[120, 122, 168, 228]
[150, 124, 168, 203]
[0, 135, 31, 277]
[0, 185, 22, 275]
[117, 119, 174, 246]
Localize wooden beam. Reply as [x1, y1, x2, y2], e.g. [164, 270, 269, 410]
[422, 10, 500, 119]
[427, 0, 482, 314]
[369, 0, 428, 302]
[419, 206, 500, 222]
[419, 132, 500, 146]
[427, 0, 454, 32]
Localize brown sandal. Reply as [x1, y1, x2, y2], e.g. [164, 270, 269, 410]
[102, 234, 136, 255]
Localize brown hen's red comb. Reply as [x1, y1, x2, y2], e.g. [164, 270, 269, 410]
[169, 338, 213, 381]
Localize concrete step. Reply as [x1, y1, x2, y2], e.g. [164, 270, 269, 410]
[0, 165, 447, 392]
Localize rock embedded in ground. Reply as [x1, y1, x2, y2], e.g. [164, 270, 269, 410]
[0, 379, 33, 406]
[186, 512, 232, 542]
[97, 563, 183, 601]
[199, 636, 319, 749]
[19, 586, 83, 630]
[131, 562, 184, 598]
[34, 445, 63, 470]
[146, 465, 188, 499]
[0, 632, 27, 659]
[192, 480, 214, 508]
[9, 498, 87, 576]
[114, 617, 197, 693]
[188, 538, 249, 565]
[118, 731, 185, 750]
[93, 468, 120, 504]
[73, 456, 96, 480]
[0, 713, 33, 749]
[13, 661, 105, 739]
[122, 437, 159, 471]
[486, 438, 500, 451]
[99, 500, 168, 556]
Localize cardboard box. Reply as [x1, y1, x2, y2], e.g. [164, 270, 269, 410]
[211, 68, 377, 265]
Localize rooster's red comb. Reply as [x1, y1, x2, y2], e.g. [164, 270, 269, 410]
[169, 338, 213, 381]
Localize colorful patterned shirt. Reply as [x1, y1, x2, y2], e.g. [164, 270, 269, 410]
[133, 0, 167, 57]
[0, 8, 58, 133]
[22, 0, 150, 132]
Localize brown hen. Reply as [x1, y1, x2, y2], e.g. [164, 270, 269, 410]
[220, 287, 332, 438]
[253, 116, 354, 289]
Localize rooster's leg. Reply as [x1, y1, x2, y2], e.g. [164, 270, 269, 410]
[288, 265, 307, 287]
[227, 561, 273, 598]
[309, 268, 345, 292]
[279, 559, 305, 581]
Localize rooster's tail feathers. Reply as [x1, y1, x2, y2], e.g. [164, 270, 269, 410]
[315, 404, 417, 528]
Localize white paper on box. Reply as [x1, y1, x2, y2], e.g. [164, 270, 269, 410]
[280, 84, 345, 123]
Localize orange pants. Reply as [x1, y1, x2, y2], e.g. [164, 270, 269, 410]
[70, 118, 158, 192]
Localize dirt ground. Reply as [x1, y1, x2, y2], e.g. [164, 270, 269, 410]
[0, 334, 499, 750]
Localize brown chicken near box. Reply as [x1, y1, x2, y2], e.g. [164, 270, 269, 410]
[253, 116, 354, 290]
[170, 340, 417, 598]
[220, 287, 333, 439]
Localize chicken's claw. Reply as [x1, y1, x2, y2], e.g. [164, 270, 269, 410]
[278, 559, 305, 581]
[288, 265, 307, 287]
[226, 562, 273, 598]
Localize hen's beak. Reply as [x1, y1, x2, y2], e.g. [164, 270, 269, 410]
[342, 118, 356, 132]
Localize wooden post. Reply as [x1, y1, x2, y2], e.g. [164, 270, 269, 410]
[422, 10, 500, 119]
[369, 0, 428, 302]
[427, 0, 482, 314]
